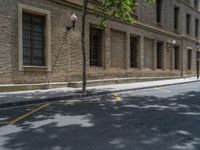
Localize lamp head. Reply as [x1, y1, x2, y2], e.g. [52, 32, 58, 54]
[71, 13, 77, 23]
[172, 40, 177, 46]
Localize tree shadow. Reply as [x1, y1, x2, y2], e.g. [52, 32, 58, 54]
[0, 88, 115, 107]
[1, 91, 200, 150]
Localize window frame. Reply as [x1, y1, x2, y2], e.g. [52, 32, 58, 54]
[156, 42, 163, 69]
[89, 26, 103, 67]
[156, 0, 163, 24]
[18, 4, 51, 71]
[22, 12, 46, 66]
[195, 18, 199, 38]
[174, 6, 179, 31]
[188, 49, 192, 70]
[194, 0, 199, 10]
[186, 13, 191, 35]
[174, 46, 180, 70]
[130, 37, 138, 68]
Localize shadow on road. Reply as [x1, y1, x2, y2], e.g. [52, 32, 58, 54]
[1, 91, 200, 150]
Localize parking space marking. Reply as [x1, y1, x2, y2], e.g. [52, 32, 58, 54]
[0, 103, 49, 126]
[113, 93, 122, 103]
[0, 121, 10, 125]
[10, 103, 49, 125]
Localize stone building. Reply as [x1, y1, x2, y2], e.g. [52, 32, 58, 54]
[0, 0, 199, 84]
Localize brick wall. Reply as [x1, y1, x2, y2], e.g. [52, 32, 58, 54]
[0, 0, 199, 84]
[110, 30, 126, 69]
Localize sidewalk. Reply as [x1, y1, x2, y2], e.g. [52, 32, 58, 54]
[0, 77, 199, 108]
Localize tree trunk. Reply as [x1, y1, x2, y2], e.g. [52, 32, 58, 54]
[81, 0, 88, 95]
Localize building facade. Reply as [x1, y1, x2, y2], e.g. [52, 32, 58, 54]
[0, 0, 200, 84]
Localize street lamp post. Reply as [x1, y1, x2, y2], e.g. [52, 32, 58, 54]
[194, 43, 200, 80]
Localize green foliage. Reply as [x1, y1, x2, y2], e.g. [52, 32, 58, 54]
[95, 0, 155, 28]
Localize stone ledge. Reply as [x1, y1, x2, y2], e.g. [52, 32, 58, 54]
[0, 82, 68, 92]
[0, 76, 185, 92]
[68, 77, 181, 88]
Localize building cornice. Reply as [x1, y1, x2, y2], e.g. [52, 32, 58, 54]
[180, 0, 200, 14]
[135, 22, 199, 43]
[49, 0, 82, 10]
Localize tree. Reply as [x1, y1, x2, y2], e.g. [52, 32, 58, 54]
[81, 0, 154, 94]
[81, 0, 89, 95]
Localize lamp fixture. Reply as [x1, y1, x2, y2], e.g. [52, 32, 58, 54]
[167, 39, 177, 48]
[66, 13, 78, 31]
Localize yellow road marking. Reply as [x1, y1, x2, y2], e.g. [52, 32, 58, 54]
[0, 121, 10, 125]
[9, 103, 49, 125]
[113, 93, 122, 103]
[154, 88, 171, 93]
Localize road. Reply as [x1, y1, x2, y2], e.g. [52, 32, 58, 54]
[0, 82, 200, 150]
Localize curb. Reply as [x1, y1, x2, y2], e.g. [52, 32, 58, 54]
[0, 79, 199, 109]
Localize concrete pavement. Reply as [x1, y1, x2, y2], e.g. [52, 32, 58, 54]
[0, 77, 199, 108]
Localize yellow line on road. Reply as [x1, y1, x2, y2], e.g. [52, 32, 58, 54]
[113, 93, 122, 103]
[10, 103, 49, 125]
[0, 121, 11, 125]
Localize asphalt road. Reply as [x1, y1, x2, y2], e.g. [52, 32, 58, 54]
[0, 82, 200, 150]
